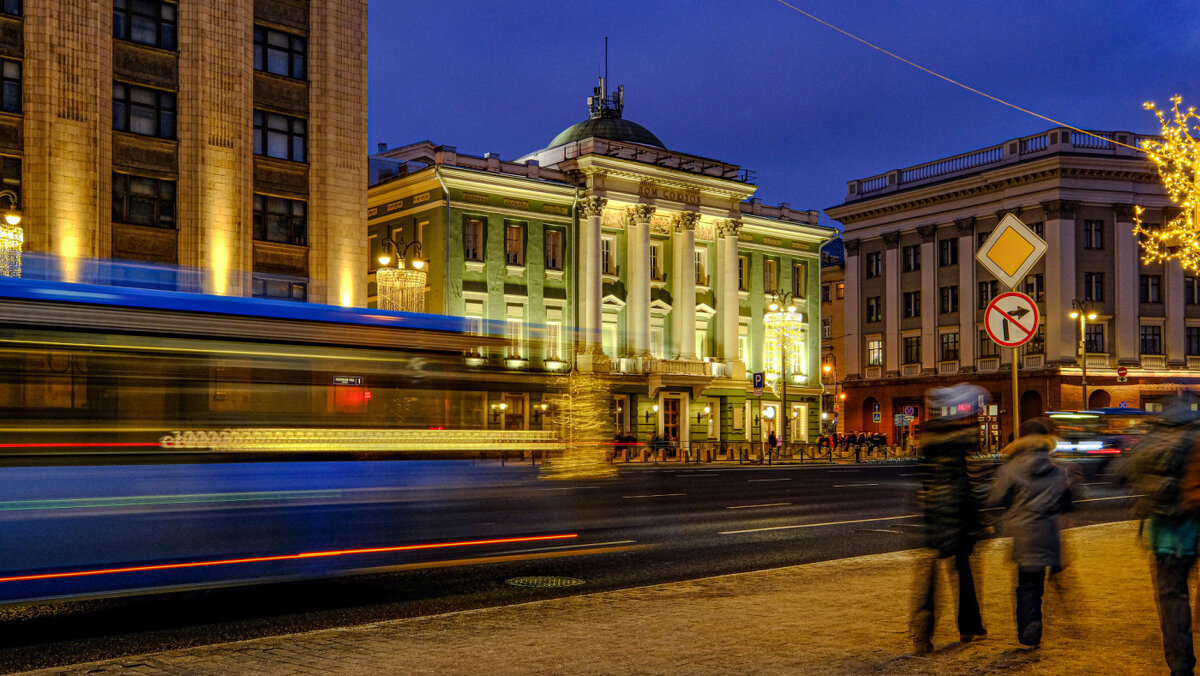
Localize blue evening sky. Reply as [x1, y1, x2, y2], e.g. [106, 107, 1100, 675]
[368, 1, 1199, 226]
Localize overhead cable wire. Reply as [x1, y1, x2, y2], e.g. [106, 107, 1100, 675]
[771, 0, 1150, 155]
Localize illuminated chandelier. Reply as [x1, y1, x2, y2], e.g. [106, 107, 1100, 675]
[763, 292, 805, 395]
[0, 190, 22, 278]
[1134, 95, 1200, 271]
[376, 235, 428, 313]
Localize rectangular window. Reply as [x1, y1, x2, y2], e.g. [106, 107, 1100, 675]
[114, 0, 176, 51]
[903, 336, 921, 364]
[938, 239, 958, 266]
[112, 173, 175, 229]
[0, 155, 20, 203]
[1083, 219, 1104, 249]
[504, 223, 525, 266]
[602, 237, 615, 275]
[764, 258, 778, 292]
[792, 262, 806, 298]
[506, 318, 524, 358]
[1023, 273, 1045, 302]
[1022, 326, 1046, 355]
[939, 285, 959, 314]
[546, 321, 562, 361]
[902, 244, 920, 272]
[696, 248, 708, 285]
[1085, 323, 1106, 353]
[978, 329, 999, 358]
[1140, 274, 1162, 303]
[978, 280, 999, 309]
[1140, 324, 1163, 355]
[252, 274, 307, 302]
[1029, 221, 1044, 238]
[821, 317, 831, 339]
[867, 339, 883, 366]
[864, 251, 882, 278]
[976, 231, 990, 248]
[1, 0, 20, 16]
[650, 242, 664, 281]
[940, 332, 960, 361]
[836, 283, 844, 299]
[544, 229, 563, 271]
[254, 25, 307, 80]
[463, 218, 484, 261]
[866, 296, 882, 323]
[1187, 327, 1200, 357]
[252, 194, 307, 245]
[1084, 272, 1104, 301]
[821, 284, 830, 303]
[737, 256, 748, 290]
[1187, 277, 1199, 305]
[1, 59, 19, 114]
[113, 82, 175, 139]
[903, 290, 920, 318]
[253, 110, 307, 162]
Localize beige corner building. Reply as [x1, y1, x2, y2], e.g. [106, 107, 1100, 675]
[0, 0, 367, 305]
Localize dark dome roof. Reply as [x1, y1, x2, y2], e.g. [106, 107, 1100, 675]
[548, 116, 665, 149]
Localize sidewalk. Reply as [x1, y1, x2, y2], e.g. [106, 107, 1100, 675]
[21, 520, 1169, 675]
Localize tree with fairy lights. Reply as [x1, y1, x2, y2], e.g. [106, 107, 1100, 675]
[1134, 95, 1200, 271]
[542, 370, 616, 480]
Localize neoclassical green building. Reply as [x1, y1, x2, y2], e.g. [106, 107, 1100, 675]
[367, 81, 836, 456]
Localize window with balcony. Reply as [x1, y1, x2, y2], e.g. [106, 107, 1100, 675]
[902, 244, 920, 272]
[112, 173, 175, 229]
[978, 280, 999, 309]
[544, 229, 563, 271]
[903, 291, 920, 318]
[1085, 323, 1106, 353]
[1140, 274, 1162, 303]
[113, 82, 175, 139]
[252, 194, 307, 245]
[940, 332, 960, 361]
[903, 336, 921, 364]
[764, 258, 778, 292]
[1023, 273, 1045, 302]
[792, 262, 806, 298]
[1083, 219, 1104, 249]
[114, 0, 177, 51]
[938, 239, 957, 266]
[602, 237, 616, 275]
[1188, 327, 1200, 357]
[1140, 324, 1163, 355]
[253, 110, 306, 162]
[1083, 272, 1104, 301]
[978, 329, 998, 358]
[650, 242, 664, 281]
[864, 251, 882, 278]
[504, 223, 525, 266]
[867, 339, 883, 366]
[1, 59, 19, 114]
[254, 25, 307, 80]
[737, 256, 747, 290]
[866, 296, 882, 323]
[939, 285, 958, 314]
[463, 217, 484, 262]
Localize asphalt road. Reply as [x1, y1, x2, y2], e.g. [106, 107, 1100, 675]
[0, 459, 1134, 672]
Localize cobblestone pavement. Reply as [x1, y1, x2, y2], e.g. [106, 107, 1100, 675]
[18, 521, 1170, 675]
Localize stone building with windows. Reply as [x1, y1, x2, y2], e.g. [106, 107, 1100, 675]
[0, 0, 367, 305]
[819, 238, 846, 434]
[826, 127, 1197, 446]
[368, 81, 836, 450]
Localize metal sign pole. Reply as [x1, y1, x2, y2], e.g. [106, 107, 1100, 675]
[1009, 284, 1020, 446]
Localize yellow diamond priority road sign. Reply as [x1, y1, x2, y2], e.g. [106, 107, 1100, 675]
[975, 214, 1048, 289]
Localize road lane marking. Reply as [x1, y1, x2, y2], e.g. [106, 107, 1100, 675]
[622, 493, 685, 499]
[747, 478, 792, 483]
[350, 544, 647, 576]
[834, 483, 879, 488]
[726, 502, 791, 510]
[496, 540, 638, 556]
[1076, 494, 1141, 503]
[719, 514, 919, 535]
[1084, 482, 1112, 486]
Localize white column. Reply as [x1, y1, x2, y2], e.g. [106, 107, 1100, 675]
[1167, 261, 1186, 365]
[627, 205, 654, 359]
[918, 227, 937, 370]
[720, 219, 743, 370]
[579, 196, 606, 349]
[882, 234, 900, 374]
[1113, 203, 1139, 365]
[843, 240, 861, 378]
[677, 212, 699, 360]
[1042, 201, 1078, 364]
[956, 219, 977, 367]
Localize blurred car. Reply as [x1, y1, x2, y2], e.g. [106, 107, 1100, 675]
[1047, 408, 1153, 463]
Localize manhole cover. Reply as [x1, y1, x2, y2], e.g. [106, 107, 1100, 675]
[505, 576, 585, 588]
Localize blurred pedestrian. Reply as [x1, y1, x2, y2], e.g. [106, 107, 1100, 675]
[1117, 401, 1200, 676]
[987, 419, 1080, 648]
[911, 383, 989, 655]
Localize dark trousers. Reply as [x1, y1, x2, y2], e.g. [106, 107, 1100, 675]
[914, 547, 985, 640]
[1016, 568, 1046, 645]
[1153, 554, 1197, 676]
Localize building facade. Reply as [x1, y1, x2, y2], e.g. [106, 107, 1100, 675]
[0, 0, 367, 305]
[819, 239, 845, 434]
[826, 127, 1195, 446]
[368, 82, 836, 451]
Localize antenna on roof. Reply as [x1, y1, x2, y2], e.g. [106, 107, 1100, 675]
[605, 36, 609, 85]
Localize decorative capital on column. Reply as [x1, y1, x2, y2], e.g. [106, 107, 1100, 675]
[626, 204, 656, 224]
[579, 196, 607, 217]
[916, 225, 936, 243]
[954, 217, 975, 235]
[716, 219, 743, 237]
[881, 232, 900, 248]
[1113, 203, 1134, 221]
[844, 238, 860, 256]
[674, 211, 701, 232]
[1040, 200, 1077, 219]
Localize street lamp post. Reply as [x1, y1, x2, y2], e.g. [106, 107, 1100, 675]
[0, 190, 23, 278]
[1069, 299, 1098, 409]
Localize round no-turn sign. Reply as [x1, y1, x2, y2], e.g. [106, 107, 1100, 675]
[984, 292, 1040, 348]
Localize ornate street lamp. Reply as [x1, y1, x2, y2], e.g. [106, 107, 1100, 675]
[1069, 299, 1099, 408]
[764, 291, 805, 450]
[376, 235, 428, 313]
[0, 190, 22, 278]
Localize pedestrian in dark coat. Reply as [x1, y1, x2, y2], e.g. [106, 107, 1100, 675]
[911, 384, 989, 655]
[987, 419, 1079, 648]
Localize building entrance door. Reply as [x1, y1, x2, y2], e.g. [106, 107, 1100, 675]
[504, 394, 525, 430]
[663, 398, 681, 442]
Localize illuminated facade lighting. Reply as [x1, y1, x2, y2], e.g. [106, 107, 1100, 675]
[0, 222, 22, 278]
[763, 305, 806, 394]
[1134, 95, 1200, 271]
[376, 266, 428, 313]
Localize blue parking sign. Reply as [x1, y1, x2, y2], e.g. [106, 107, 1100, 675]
[753, 372, 765, 389]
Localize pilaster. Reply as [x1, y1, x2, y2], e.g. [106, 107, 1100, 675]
[675, 211, 700, 359]
[917, 225, 937, 371]
[1113, 203, 1140, 365]
[1042, 200, 1079, 364]
[956, 217, 977, 369]
[626, 204, 655, 359]
[843, 238, 861, 378]
[882, 232, 900, 375]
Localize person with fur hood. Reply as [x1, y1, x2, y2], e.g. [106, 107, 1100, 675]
[986, 418, 1081, 648]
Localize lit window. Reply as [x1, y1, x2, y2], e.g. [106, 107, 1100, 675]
[505, 223, 525, 266]
[544, 229, 563, 271]
[602, 237, 615, 275]
[940, 333, 959, 361]
[650, 242, 664, 281]
[545, 321, 562, 361]
[696, 247, 708, 285]
[867, 339, 883, 366]
[463, 218, 484, 262]
[764, 258, 778, 293]
[506, 318, 524, 358]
